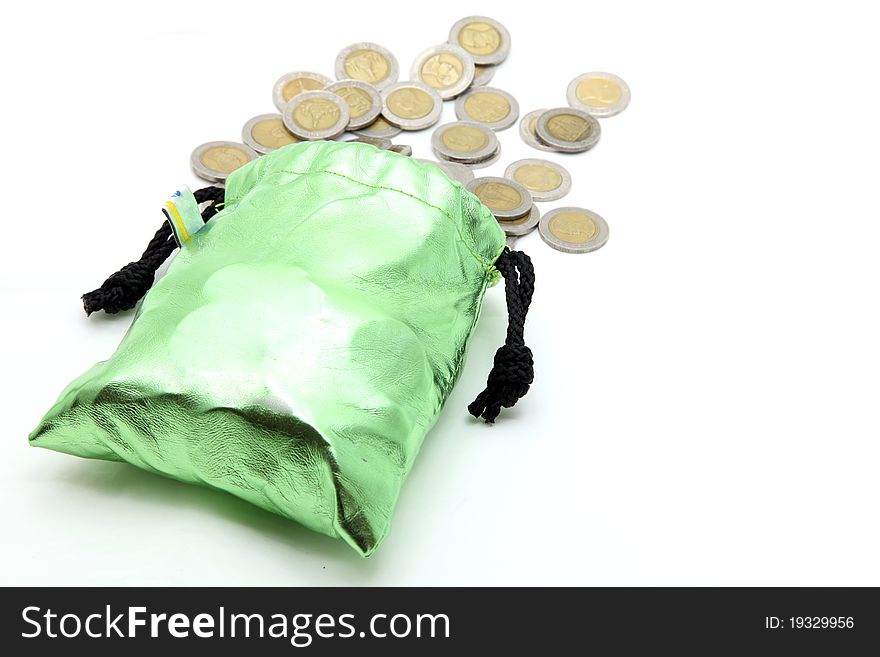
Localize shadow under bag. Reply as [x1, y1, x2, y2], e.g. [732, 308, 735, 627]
[30, 141, 535, 556]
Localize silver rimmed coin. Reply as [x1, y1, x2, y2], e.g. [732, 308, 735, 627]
[415, 158, 475, 184]
[539, 207, 609, 253]
[241, 113, 299, 154]
[498, 204, 540, 237]
[190, 141, 258, 183]
[454, 87, 519, 131]
[334, 42, 399, 90]
[432, 121, 498, 163]
[466, 176, 532, 220]
[471, 64, 496, 87]
[455, 147, 500, 169]
[566, 72, 631, 118]
[325, 79, 382, 130]
[282, 91, 350, 141]
[388, 144, 412, 156]
[448, 16, 511, 66]
[504, 158, 572, 202]
[519, 109, 556, 152]
[351, 115, 402, 139]
[381, 81, 443, 131]
[411, 44, 475, 100]
[535, 107, 601, 153]
[348, 136, 392, 149]
[272, 71, 333, 111]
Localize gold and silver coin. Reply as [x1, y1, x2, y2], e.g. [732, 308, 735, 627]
[190, 141, 258, 183]
[454, 87, 519, 131]
[471, 64, 496, 87]
[518, 109, 556, 152]
[538, 207, 609, 253]
[535, 108, 601, 153]
[334, 42, 399, 90]
[348, 136, 393, 149]
[351, 115, 402, 139]
[448, 16, 511, 66]
[504, 158, 572, 202]
[415, 158, 475, 185]
[411, 44, 475, 100]
[272, 71, 332, 111]
[388, 144, 412, 156]
[380, 81, 443, 131]
[498, 204, 541, 237]
[325, 79, 382, 130]
[566, 72, 631, 118]
[431, 121, 499, 165]
[282, 91, 350, 141]
[466, 176, 533, 220]
[241, 113, 299, 154]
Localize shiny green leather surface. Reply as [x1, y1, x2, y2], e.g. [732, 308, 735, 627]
[30, 141, 506, 556]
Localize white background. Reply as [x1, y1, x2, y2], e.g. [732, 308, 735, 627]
[2, 0, 878, 586]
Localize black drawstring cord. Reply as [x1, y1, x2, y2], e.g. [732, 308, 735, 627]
[469, 248, 536, 423]
[82, 186, 225, 315]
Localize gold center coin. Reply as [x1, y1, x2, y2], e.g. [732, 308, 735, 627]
[420, 54, 463, 89]
[549, 212, 598, 243]
[387, 87, 433, 119]
[547, 114, 592, 142]
[200, 146, 250, 173]
[459, 22, 501, 55]
[473, 182, 523, 211]
[513, 164, 563, 192]
[576, 77, 622, 108]
[335, 86, 373, 118]
[282, 77, 326, 102]
[463, 91, 510, 122]
[251, 118, 298, 149]
[441, 125, 489, 152]
[344, 49, 390, 84]
[293, 99, 341, 130]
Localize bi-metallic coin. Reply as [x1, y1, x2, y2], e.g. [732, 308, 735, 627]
[282, 91, 350, 141]
[431, 121, 498, 163]
[518, 109, 557, 152]
[272, 71, 333, 111]
[566, 72, 631, 118]
[351, 115, 402, 139]
[471, 64, 496, 87]
[190, 141, 258, 183]
[498, 204, 541, 237]
[448, 16, 511, 66]
[325, 79, 382, 130]
[415, 158, 475, 185]
[334, 42, 399, 90]
[381, 81, 443, 131]
[411, 44, 475, 100]
[504, 158, 572, 202]
[535, 107, 601, 153]
[466, 176, 533, 220]
[454, 87, 519, 131]
[241, 114, 299, 154]
[538, 207, 609, 253]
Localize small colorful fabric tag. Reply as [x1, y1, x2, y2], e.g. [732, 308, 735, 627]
[162, 186, 203, 246]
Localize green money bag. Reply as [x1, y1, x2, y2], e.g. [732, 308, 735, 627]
[29, 141, 535, 556]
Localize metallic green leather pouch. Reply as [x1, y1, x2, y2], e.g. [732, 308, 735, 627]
[30, 141, 534, 556]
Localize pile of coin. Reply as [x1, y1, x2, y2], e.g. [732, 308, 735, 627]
[188, 15, 628, 255]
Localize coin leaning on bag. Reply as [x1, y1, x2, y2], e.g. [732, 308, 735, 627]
[432, 122, 499, 164]
[567, 72, 631, 118]
[334, 42, 399, 90]
[411, 43, 475, 100]
[454, 87, 519, 131]
[466, 176, 532, 220]
[448, 16, 511, 66]
[497, 204, 541, 237]
[415, 158, 475, 185]
[241, 113, 299, 154]
[504, 159, 572, 202]
[539, 207, 609, 253]
[325, 79, 382, 130]
[191, 141, 258, 183]
[535, 107, 601, 153]
[272, 71, 333, 111]
[380, 81, 443, 131]
[282, 91, 350, 140]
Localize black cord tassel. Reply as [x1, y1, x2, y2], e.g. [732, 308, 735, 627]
[82, 186, 225, 315]
[468, 248, 536, 423]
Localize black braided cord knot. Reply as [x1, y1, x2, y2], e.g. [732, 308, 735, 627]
[467, 343, 534, 423]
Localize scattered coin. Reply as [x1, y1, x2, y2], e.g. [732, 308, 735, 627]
[566, 72, 631, 118]
[432, 121, 499, 163]
[348, 136, 393, 149]
[504, 158, 572, 202]
[415, 158, 475, 184]
[351, 115, 402, 139]
[498, 204, 541, 237]
[471, 64, 496, 87]
[381, 81, 443, 131]
[466, 176, 533, 220]
[272, 71, 333, 111]
[190, 141, 258, 183]
[241, 113, 299, 154]
[411, 44, 475, 100]
[454, 87, 519, 131]
[388, 144, 412, 156]
[334, 42, 399, 90]
[282, 91, 350, 141]
[518, 109, 557, 152]
[325, 79, 382, 130]
[448, 16, 511, 66]
[535, 108, 601, 153]
[538, 207, 609, 253]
